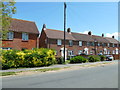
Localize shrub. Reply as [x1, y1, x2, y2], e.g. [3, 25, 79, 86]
[70, 56, 88, 63]
[99, 55, 106, 61]
[88, 55, 100, 62]
[2, 48, 56, 69]
[56, 56, 64, 64]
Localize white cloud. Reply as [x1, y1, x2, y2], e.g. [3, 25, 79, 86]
[79, 31, 89, 34]
[105, 32, 120, 40]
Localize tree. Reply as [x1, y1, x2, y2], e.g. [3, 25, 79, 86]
[0, 0, 16, 40]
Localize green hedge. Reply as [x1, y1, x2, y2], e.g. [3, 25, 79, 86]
[70, 56, 88, 63]
[1, 48, 57, 69]
[88, 55, 100, 62]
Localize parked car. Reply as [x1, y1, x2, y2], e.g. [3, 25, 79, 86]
[105, 55, 114, 61]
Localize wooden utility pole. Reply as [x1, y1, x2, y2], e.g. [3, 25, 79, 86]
[64, 2, 66, 63]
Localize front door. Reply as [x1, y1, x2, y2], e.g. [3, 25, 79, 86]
[61, 47, 67, 60]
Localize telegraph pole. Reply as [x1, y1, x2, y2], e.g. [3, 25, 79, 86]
[64, 2, 66, 63]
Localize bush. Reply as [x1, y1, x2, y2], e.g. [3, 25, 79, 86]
[88, 55, 100, 62]
[70, 56, 88, 63]
[99, 55, 106, 61]
[2, 48, 56, 69]
[56, 56, 64, 64]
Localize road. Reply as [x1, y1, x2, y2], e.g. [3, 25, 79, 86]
[2, 61, 118, 88]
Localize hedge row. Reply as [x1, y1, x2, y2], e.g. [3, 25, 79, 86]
[1, 48, 57, 69]
[70, 55, 106, 64]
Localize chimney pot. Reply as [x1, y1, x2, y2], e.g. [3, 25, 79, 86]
[102, 33, 104, 37]
[42, 24, 46, 30]
[88, 31, 92, 35]
[112, 36, 114, 38]
[67, 28, 71, 34]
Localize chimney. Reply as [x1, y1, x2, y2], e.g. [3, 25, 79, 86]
[42, 24, 46, 30]
[67, 28, 71, 34]
[112, 36, 114, 38]
[88, 31, 92, 35]
[102, 33, 104, 37]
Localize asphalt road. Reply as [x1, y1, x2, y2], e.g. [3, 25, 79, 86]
[2, 61, 118, 88]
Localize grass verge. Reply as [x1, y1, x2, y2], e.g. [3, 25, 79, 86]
[0, 72, 16, 76]
[1, 61, 114, 77]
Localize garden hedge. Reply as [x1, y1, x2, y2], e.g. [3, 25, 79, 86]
[1, 48, 57, 69]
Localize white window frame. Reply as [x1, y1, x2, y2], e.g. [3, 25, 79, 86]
[68, 50, 74, 56]
[7, 32, 14, 40]
[98, 43, 100, 46]
[69, 40, 73, 46]
[22, 32, 28, 41]
[78, 50, 82, 55]
[57, 39, 62, 45]
[79, 41, 82, 46]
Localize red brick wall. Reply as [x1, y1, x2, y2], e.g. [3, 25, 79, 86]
[2, 32, 38, 50]
[39, 30, 47, 48]
[46, 38, 119, 56]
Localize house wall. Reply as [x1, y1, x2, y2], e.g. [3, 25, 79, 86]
[2, 32, 38, 50]
[45, 38, 119, 56]
[39, 30, 47, 48]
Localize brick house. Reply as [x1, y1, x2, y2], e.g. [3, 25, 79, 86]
[39, 24, 119, 59]
[2, 18, 39, 50]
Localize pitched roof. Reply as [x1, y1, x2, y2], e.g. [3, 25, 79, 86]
[44, 29, 75, 40]
[104, 37, 118, 44]
[92, 35, 110, 43]
[71, 32, 94, 42]
[43, 28, 119, 44]
[9, 18, 39, 34]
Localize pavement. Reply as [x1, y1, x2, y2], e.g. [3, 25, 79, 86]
[1, 60, 118, 72]
[2, 60, 118, 88]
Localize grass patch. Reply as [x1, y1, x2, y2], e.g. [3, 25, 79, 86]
[34, 68, 61, 72]
[0, 72, 16, 76]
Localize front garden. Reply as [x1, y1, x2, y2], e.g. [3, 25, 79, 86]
[1, 48, 106, 70]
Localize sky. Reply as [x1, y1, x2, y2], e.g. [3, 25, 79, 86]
[12, 2, 119, 40]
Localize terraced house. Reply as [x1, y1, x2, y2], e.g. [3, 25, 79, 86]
[39, 24, 119, 59]
[2, 18, 39, 50]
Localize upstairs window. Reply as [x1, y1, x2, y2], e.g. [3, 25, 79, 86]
[22, 33, 28, 41]
[79, 41, 82, 46]
[87, 42, 90, 46]
[69, 40, 73, 46]
[98, 43, 100, 46]
[57, 39, 62, 45]
[7, 32, 14, 40]
[108, 43, 110, 47]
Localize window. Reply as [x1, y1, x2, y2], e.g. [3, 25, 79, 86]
[79, 41, 82, 46]
[87, 42, 90, 46]
[7, 32, 14, 40]
[2, 47, 12, 50]
[113, 44, 115, 47]
[57, 39, 62, 45]
[22, 33, 28, 41]
[68, 50, 74, 56]
[69, 40, 73, 46]
[91, 42, 95, 46]
[78, 50, 82, 55]
[116, 48, 118, 54]
[113, 50, 115, 54]
[98, 43, 100, 46]
[107, 50, 110, 54]
[90, 51, 93, 55]
[104, 48, 107, 54]
[108, 43, 110, 47]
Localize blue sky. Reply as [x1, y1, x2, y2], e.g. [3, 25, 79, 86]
[12, 2, 118, 39]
